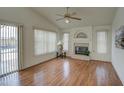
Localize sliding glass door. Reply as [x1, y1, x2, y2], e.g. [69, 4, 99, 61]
[0, 24, 19, 77]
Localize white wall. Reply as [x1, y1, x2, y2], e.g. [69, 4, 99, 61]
[0, 8, 60, 69]
[112, 7, 124, 85]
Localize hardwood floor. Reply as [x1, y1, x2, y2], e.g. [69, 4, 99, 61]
[0, 58, 122, 86]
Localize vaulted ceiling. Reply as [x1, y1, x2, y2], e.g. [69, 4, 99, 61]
[32, 7, 117, 30]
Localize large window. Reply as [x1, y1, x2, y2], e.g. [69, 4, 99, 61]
[97, 31, 107, 54]
[0, 23, 22, 77]
[63, 33, 69, 51]
[34, 29, 57, 55]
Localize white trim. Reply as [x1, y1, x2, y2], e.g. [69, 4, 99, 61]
[18, 25, 24, 70]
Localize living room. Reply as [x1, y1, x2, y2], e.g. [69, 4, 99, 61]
[0, 7, 124, 86]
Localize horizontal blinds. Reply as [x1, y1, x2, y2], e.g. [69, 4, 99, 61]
[63, 33, 69, 51]
[97, 31, 107, 54]
[34, 29, 57, 55]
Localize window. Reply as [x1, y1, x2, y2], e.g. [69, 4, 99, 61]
[0, 23, 22, 76]
[34, 29, 57, 55]
[63, 33, 69, 51]
[97, 31, 107, 53]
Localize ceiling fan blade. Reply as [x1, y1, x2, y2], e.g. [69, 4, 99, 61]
[69, 16, 82, 20]
[56, 18, 64, 21]
[56, 14, 64, 17]
[71, 12, 76, 16]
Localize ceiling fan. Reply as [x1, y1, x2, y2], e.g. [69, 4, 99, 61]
[56, 7, 82, 23]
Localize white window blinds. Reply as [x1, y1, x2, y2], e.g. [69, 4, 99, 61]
[63, 33, 69, 51]
[34, 29, 57, 55]
[97, 31, 107, 54]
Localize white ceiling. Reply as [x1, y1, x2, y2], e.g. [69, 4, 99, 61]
[32, 7, 117, 30]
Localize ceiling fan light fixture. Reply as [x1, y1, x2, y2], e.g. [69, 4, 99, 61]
[56, 7, 81, 23]
[65, 18, 70, 23]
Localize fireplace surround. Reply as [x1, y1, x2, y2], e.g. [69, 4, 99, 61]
[65, 27, 92, 60]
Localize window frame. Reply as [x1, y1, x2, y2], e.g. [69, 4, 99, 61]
[96, 30, 108, 54]
[63, 32, 69, 51]
[0, 20, 24, 73]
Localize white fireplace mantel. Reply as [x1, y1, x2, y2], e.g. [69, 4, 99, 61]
[68, 26, 93, 60]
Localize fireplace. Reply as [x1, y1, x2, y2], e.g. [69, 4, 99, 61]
[74, 43, 89, 56]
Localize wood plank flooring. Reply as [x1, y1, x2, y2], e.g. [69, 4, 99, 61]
[0, 58, 122, 86]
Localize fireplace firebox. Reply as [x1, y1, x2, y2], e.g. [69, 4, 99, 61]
[75, 46, 89, 56]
